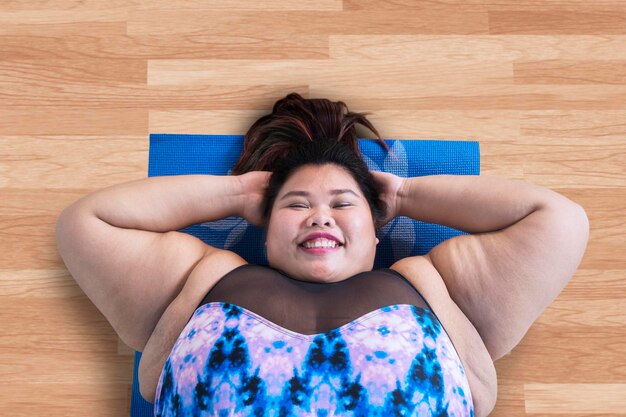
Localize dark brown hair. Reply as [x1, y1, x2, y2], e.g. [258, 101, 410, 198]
[231, 92, 395, 229]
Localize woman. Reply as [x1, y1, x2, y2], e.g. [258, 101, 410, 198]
[55, 93, 589, 416]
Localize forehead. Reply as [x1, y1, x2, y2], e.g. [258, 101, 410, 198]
[279, 164, 361, 196]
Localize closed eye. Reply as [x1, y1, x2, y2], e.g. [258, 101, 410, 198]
[288, 203, 352, 208]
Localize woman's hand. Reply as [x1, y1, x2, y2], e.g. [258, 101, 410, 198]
[371, 170, 406, 227]
[237, 171, 272, 227]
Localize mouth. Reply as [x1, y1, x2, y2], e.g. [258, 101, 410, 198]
[298, 242, 343, 255]
[298, 245, 342, 255]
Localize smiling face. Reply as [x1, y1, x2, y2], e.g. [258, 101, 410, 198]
[265, 163, 379, 283]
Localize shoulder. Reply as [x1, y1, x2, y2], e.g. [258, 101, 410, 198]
[390, 256, 498, 417]
[179, 249, 251, 308]
[389, 256, 451, 314]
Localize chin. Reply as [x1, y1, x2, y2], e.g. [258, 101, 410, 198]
[305, 267, 350, 284]
[279, 266, 334, 283]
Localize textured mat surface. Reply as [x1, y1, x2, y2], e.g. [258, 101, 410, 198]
[130, 134, 480, 416]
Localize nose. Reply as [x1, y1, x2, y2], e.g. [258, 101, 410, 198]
[306, 208, 336, 228]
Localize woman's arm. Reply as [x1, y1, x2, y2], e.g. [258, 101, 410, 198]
[392, 174, 589, 360]
[55, 174, 250, 351]
[396, 174, 583, 233]
[63, 174, 245, 231]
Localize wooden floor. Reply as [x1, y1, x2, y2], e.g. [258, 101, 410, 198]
[1, 1, 624, 416]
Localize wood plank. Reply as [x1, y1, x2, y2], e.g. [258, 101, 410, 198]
[0, 110, 148, 134]
[489, 383, 526, 417]
[149, 109, 521, 139]
[126, 10, 488, 36]
[0, 85, 310, 110]
[515, 60, 626, 85]
[0, 0, 339, 14]
[344, 0, 626, 11]
[0, 59, 147, 84]
[329, 35, 626, 61]
[537, 299, 626, 327]
[0, 382, 131, 417]
[490, 10, 626, 35]
[0, 25, 328, 60]
[525, 384, 626, 413]
[497, 324, 626, 382]
[0, 136, 148, 187]
[309, 84, 626, 110]
[147, 59, 512, 86]
[560, 270, 626, 300]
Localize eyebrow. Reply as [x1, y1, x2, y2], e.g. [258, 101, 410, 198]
[279, 189, 360, 201]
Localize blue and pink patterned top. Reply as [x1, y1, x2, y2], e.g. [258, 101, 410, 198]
[153, 265, 474, 416]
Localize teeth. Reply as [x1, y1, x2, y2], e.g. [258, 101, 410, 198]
[302, 238, 339, 249]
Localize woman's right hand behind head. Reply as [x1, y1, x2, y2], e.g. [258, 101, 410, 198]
[370, 170, 405, 227]
[237, 171, 272, 227]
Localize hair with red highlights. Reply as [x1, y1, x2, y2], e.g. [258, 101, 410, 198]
[231, 92, 395, 229]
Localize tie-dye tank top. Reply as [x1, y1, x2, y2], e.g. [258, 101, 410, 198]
[153, 264, 474, 416]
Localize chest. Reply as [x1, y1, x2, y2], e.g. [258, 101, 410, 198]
[197, 265, 431, 335]
[155, 301, 475, 415]
[143, 263, 495, 411]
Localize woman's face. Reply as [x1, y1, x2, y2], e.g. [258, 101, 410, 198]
[265, 163, 379, 283]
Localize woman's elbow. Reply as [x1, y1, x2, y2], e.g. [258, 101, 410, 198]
[567, 203, 590, 266]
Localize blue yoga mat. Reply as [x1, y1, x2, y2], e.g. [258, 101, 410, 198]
[130, 134, 480, 416]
